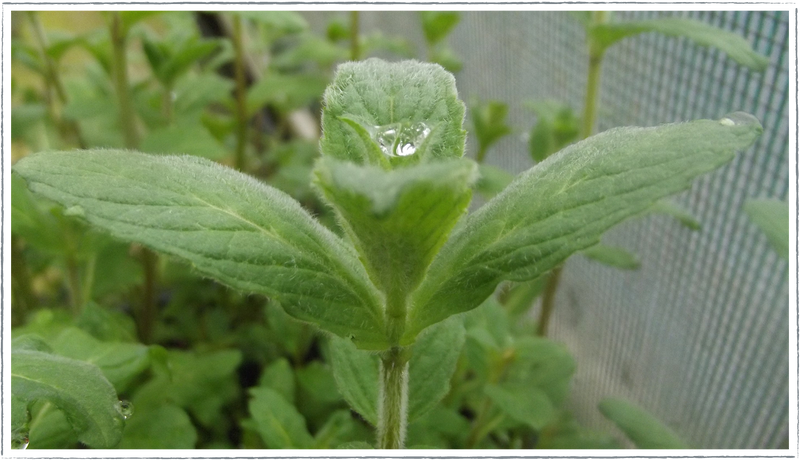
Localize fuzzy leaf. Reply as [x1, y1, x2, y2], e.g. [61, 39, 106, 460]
[581, 244, 640, 270]
[328, 335, 379, 425]
[13, 150, 387, 349]
[404, 113, 762, 343]
[590, 18, 769, 71]
[249, 387, 314, 448]
[313, 157, 477, 309]
[744, 198, 789, 259]
[320, 59, 466, 168]
[599, 398, 689, 448]
[12, 346, 125, 448]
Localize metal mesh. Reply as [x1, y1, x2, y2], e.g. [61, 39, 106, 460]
[304, 10, 790, 449]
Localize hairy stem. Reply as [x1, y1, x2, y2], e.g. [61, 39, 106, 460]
[377, 346, 409, 449]
[350, 11, 360, 61]
[232, 14, 248, 172]
[538, 10, 609, 337]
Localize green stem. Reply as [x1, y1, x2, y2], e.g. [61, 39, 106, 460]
[350, 11, 360, 61]
[26, 12, 86, 148]
[232, 14, 248, 172]
[537, 11, 609, 337]
[536, 266, 562, 336]
[11, 236, 37, 326]
[65, 254, 83, 314]
[110, 12, 139, 149]
[377, 346, 409, 449]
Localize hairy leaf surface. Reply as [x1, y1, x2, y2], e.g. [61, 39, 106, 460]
[405, 113, 762, 342]
[320, 59, 465, 167]
[14, 151, 387, 349]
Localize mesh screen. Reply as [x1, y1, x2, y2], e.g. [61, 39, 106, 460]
[305, 10, 790, 449]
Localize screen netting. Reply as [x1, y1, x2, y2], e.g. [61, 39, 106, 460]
[304, 10, 791, 449]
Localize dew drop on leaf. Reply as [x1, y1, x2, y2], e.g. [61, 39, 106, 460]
[719, 118, 735, 126]
[371, 122, 431, 157]
[116, 400, 134, 420]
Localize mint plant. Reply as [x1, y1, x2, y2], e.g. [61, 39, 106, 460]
[13, 57, 763, 448]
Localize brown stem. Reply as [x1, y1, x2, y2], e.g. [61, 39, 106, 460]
[232, 14, 248, 172]
[536, 266, 563, 337]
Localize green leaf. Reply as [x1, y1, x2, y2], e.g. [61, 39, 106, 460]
[12, 347, 125, 448]
[471, 99, 513, 161]
[744, 198, 789, 259]
[428, 44, 463, 74]
[119, 11, 162, 34]
[13, 150, 388, 349]
[272, 34, 349, 70]
[313, 410, 357, 448]
[420, 12, 461, 45]
[232, 11, 308, 35]
[475, 164, 514, 199]
[49, 327, 151, 392]
[649, 199, 701, 231]
[590, 18, 769, 71]
[258, 358, 296, 403]
[118, 403, 197, 448]
[581, 243, 640, 270]
[132, 349, 242, 429]
[337, 441, 374, 449]
[505, 337, 576, 407]
[313, 158, 477, 323]
[174, 73, 234, 118]
[526, 100, 580, 163]
[329, 315, 466, 425]
[407, 315, 466, 422]
[140, 121, 227, 160]
[246, 72, 328, 116]
[249, 387, 314, 448]
[11, 173, 65, 254]
[404, 113, 762, 343]
[320, 59, 466, 167]
[598, 398, 689, 448]
[485, 383, 557, 430]
[328, 335, 379, 425]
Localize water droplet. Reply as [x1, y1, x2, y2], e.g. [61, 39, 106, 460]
[371, 122, 431, 157]
[116, 400, 134, 420]
[720, 111, 759, 127]
[719, 118, 735, 127]
[64, 205, 85, 217]
[12, 432, 29, 450]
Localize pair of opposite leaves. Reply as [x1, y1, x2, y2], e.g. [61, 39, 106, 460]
[13, 59, 763, 351]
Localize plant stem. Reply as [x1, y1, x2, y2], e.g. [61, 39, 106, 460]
[377, 346, 409, 449]
[536, 266, 562, 336]
[110, 12, 139, 149]
[232, 14, 248, 172]
[162, 85, 174, 124]
[26, 12, 86, 148]
[350, 11, 360, 61]
[11, 236, 37, 326]
[537, 10, 609, 337]
[110, 13, 159, 343]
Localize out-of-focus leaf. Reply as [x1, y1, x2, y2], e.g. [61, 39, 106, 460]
[590, 18, 769, 71]
[118, 403, 197, 449]
[471, 99, 512, 162]
[258, 357, 296, 403]
[649, 199, 701, 231]
[420, 12, 461, 45]
[249, 387, 314, 448]
[744, 198, 789, 259]
[475, 164, 514, 199]
[581, 243, 640, 270]
[599, 397, 689, 448]
[485, 383, 557, 430]
[140, 121, 228, 160]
